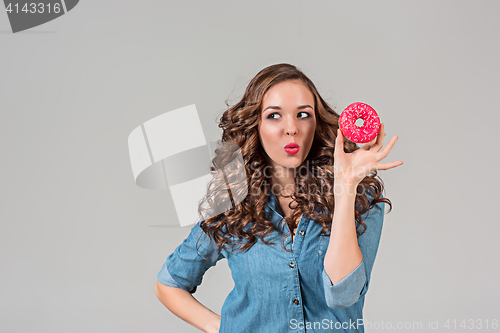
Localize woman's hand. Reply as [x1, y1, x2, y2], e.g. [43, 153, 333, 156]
[333, 123, 403, 187]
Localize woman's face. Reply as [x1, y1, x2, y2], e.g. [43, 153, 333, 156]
[258, 80, 317, 170]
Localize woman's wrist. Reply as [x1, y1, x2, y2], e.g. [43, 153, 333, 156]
[333, 178, 359, 197]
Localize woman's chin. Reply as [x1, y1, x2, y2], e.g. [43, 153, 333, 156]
[268, 154, 305, 169]
[280, 158, 303, 169]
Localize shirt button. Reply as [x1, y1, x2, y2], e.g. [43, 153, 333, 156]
[299, 230, 305, 236]
[293, 298, 299, 305]
[289, 262, 295, 268]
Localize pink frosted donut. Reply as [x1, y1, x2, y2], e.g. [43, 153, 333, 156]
[339, 102, 380, 143]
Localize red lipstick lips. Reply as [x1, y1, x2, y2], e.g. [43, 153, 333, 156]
[284, 142, 300, 155]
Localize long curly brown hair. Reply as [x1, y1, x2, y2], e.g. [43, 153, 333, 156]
[198, 63, 391, 255]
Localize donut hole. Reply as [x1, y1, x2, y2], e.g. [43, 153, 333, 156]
[355, 118, 365, 127]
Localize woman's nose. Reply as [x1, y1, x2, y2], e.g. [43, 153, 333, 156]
[285, 118, 298, 136]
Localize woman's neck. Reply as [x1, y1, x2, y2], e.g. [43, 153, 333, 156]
[270, 165, 296, 198]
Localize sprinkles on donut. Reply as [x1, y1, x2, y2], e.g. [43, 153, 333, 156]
[339, 102, 381, 143]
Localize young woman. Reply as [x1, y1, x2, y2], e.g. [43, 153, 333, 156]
[155, 63, 403, 333]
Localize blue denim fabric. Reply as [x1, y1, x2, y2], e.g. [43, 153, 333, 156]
[157, 191, 385, 333]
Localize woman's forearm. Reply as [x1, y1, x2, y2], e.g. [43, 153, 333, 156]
[155, 281, 221, 333]
[323, 181, 363, 285]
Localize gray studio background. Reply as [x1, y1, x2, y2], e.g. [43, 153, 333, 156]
[1, 1, 499, 332]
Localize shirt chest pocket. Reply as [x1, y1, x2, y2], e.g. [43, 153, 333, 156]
[317, 234, 330, 257]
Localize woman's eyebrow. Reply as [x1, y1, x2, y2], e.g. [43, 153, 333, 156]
[262, 105, 313, 112]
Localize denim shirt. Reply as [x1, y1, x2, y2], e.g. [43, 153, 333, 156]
[157, 192, 385, 333]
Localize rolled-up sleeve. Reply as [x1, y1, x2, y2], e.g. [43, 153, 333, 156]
[323, 196, 385, 309]
[157, 220, 224, 294]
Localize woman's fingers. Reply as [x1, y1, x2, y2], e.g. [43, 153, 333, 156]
[369, 123, 386, 152]
[376, 135, 399, 160]
[361, 123, 386, 151]
[334, 128, 344, 158]
[376, 160, 404, 170]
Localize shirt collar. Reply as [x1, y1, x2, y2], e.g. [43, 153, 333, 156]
[265, 191, 283, 217]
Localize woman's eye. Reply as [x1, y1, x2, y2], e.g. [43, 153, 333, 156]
[266, 112, 311, 119]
